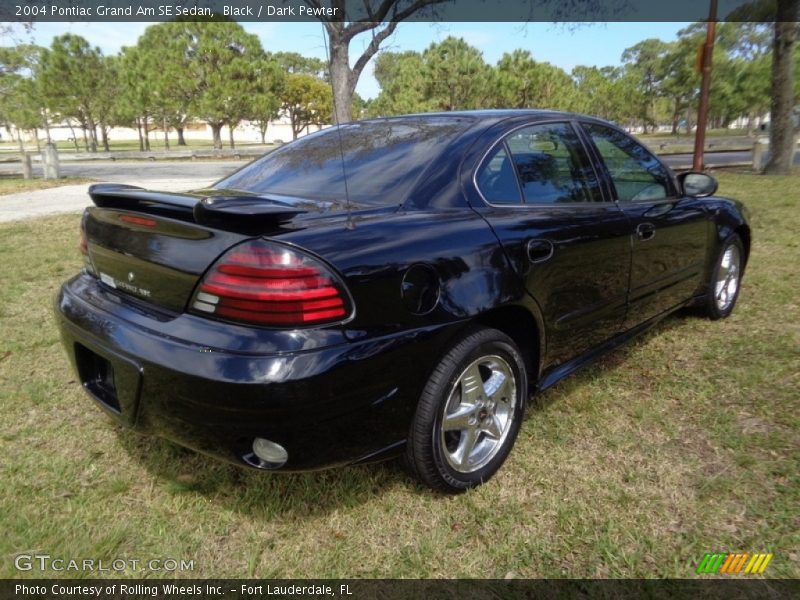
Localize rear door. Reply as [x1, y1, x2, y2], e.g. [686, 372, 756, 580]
[473, 121, 631, 368]
[580, 123, 709, 327]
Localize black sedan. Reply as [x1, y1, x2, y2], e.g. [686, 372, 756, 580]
[55, 110, 749, 492]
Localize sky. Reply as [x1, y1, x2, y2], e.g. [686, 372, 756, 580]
[20, 21, 693, 99]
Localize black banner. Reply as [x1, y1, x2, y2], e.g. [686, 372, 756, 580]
[3, 579, 800, 600]
[0, 0, 795, 23]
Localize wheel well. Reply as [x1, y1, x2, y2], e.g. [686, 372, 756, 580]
[475, 306, 540, 390]
[736, 224, 751, 266]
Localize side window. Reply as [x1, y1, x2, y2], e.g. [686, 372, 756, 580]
[583, 123, 672, 202]
[506, 122, 602, 204]
[475, 145, 521, 204]
[476, 122, 603, 206]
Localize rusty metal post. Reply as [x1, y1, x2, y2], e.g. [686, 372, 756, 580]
[693, 0, 718, 171]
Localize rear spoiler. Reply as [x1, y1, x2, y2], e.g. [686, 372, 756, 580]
[88, 184, 307, 227]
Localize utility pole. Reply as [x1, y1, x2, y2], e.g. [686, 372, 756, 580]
[693, 0, 718, 171]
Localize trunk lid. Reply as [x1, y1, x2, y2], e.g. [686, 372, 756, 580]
[83, 184, 346, 313]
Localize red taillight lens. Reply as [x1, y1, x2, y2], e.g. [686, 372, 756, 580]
[190, 240, 351, 327]
[119, 214, 157, 228]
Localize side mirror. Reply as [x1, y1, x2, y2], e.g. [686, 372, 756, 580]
[678, 171, 718, 198]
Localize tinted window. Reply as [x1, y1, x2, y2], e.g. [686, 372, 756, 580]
[216, 117, 472, 205]
[512, 123, 602, 204]
[475, 145, 521, 204]
[583, 123, 672, 202]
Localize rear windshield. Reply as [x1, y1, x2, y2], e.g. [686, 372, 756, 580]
[215, 117, 473, 205]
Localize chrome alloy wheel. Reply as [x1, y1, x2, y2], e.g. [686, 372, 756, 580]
[440, 355, 518, 473]
[715, 244, 741, 312]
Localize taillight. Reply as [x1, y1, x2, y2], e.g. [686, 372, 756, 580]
[79, 211, 96, 276]
[190, 240, 352, 327]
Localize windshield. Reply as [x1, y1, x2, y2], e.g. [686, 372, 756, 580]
[215, 117, 473, 205]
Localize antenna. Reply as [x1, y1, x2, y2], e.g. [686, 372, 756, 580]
[320, 22, 355, 229]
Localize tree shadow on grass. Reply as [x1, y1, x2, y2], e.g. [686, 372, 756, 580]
[114, 310, 701, 517]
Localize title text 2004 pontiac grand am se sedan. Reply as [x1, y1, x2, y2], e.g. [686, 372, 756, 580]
[55, 110, 749, 493]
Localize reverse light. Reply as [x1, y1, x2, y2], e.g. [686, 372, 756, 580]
[190, 240, 352, 327]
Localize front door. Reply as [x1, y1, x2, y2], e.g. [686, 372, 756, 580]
[580, 123, 709, 328]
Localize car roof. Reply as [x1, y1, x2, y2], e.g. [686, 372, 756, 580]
[359, 109, 616, 130]
[407, 109, 576, 119]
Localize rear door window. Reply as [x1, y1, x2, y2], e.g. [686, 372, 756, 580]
[477, 122, 602, 205]
[475, 145, 522, 204]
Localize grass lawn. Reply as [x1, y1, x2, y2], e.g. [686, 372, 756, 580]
[0, 172, 797, 579]
[0, 176, 96, 195]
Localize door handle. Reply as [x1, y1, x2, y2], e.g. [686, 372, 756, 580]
[636, 222, 656, 241]
[526, 239, 554, 263]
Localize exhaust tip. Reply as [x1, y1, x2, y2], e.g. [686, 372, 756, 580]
[251, 437, 288, 469]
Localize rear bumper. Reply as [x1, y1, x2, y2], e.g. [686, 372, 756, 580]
[55, 273, 461, 471]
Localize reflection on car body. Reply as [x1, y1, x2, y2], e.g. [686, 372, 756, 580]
[55, 110, 750, 492]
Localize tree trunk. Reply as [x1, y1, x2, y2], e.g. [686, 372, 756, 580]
[259, 123, 267, 144]
[67, 120, 80, 151]
[764, 1, 798, 175]
[228, 123, 235, 149]
[329, 39, 355, 125]
[86, 118, 97, 152]
[34, 130, 41, 151]
[210, 123, 223, 150]
[15, 127, 24, 153]
[136, 118, 144, 152]
[176, 127, 186, 146]
[42, 109, 51, 143]
[142, 116, 151, 151]
[101, 126, 110, 152]
[163, 117, 170, 150]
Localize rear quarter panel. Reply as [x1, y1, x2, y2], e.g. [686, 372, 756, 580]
[280, 210, 526, 337]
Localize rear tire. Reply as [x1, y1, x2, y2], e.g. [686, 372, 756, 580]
[705, 234, 744, 320]
[404, 327, 527, 493]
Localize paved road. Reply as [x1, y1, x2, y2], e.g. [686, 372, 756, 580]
[5, 149, 798, 184]
[1, 150, 797, 223]
[0, 160, 250, 223]
[0, 159, 249, 182]
[662, 150, 800, 169]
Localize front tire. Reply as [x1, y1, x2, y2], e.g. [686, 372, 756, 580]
[405, 327, 527, 493]
[705, 234, 744, 320]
